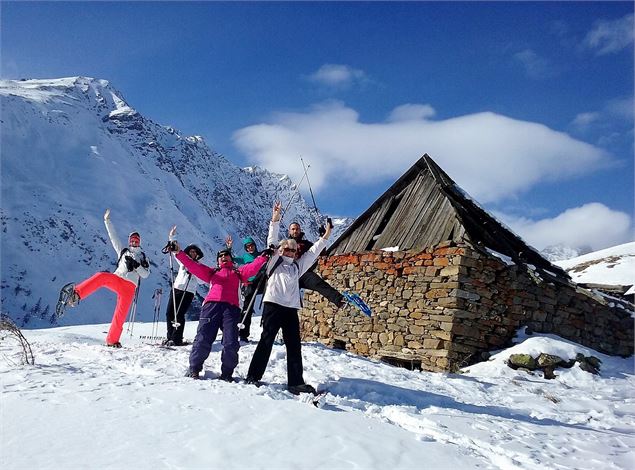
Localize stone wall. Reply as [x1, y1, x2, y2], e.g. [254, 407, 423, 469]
[300, 241, 634, 372]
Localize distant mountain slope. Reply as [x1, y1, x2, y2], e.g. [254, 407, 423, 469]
[554, 242, 635, 290]
[0, 77, 334, 327]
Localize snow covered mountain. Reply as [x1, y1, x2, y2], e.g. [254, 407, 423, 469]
[554, 241, 635, 294]
[0, 77, 330, 328]
[541, 243, 589, 262]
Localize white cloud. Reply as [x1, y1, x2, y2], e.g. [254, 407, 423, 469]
[571, 112, 601, 130]
[307, 64, 368, 88]
[233, 101, 610, 204]
[606, 96, 635, 120]
[583, 13, 634, 56]
[513, 49, 555, 79]
[496, 203, 633, 252]
[569, 96, 633, 134]
[388, 104, 436, 122]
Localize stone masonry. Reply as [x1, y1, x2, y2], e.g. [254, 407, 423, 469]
[300, 241, 634, 372]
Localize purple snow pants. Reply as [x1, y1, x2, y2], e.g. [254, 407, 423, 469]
[189, 301, 240, 377]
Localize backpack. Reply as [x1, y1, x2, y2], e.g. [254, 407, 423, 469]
[116, 248, 148, 270]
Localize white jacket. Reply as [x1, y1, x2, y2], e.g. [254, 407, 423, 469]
[105, 217, 150, 286]
[262, 220, 327, 309]
[173, 259, 207, 293]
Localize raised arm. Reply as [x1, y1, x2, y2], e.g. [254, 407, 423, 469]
[175, 249, 216, 283]
[103, 208, 125, 255]
[296, 223, 331, 275]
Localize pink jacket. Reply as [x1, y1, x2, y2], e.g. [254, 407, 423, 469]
[175, 251, 267, 307]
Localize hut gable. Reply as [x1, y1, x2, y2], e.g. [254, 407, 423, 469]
[328, 154, 569, 281]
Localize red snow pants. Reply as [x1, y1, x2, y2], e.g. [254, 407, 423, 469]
[75, 272, 137, 344]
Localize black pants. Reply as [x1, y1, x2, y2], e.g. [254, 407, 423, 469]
[299, 270, 343, 306]
[165, 289, 194, 345]
[247, 302, 305, 386]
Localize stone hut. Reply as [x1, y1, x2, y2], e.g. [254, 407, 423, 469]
[300, 155, 634, 372]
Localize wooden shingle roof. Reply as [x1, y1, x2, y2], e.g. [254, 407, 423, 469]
[328, 154, 570, 281]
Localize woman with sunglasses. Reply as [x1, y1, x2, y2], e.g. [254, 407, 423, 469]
[245, 201, 332, 395]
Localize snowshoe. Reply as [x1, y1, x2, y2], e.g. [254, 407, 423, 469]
[288, 383, 317, 395]
[185, 369, 200, 379]
[106, 342, 122, 348]
[56, 283, 80, 318]
[245, 376, 263, 387]
[342, 291, 372, 316]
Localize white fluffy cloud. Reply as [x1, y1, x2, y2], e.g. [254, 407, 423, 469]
[583, 13, 634, 56]
[233, 101, 610, 204]
[496, 203, 633, 252]
[307, 64, 368, 88]
[513, 49, 556, 79]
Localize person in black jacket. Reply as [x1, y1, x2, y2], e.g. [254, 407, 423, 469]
[288, 222, 344, 308]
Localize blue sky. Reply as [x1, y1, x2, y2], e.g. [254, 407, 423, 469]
[2, 1, 633, 251]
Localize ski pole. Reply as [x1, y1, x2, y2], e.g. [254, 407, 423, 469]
[238, 268, 268, 331]
[300, 157, 322, 226]
[167, 251, 180, 329]
[151, 288, 162, 340]
[282, 171, 309, 220]
[127, 280, 141, 336]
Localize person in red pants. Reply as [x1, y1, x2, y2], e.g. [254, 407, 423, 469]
[56, 209, 150, 347]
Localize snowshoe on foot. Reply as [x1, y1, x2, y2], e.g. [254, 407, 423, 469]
[288, 383, 317, 395]
[185, 369, 200, 379]
[219, 373, 234, 383]
[106, 342, 122, 348]
[56, 283, 80, 318]
[245, 376, 262, 387]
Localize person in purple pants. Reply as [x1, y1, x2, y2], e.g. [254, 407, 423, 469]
[167, 235, 267, 381]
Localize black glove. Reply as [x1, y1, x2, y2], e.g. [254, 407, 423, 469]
[140, 257, 149, 269]
[125, 256, 140, 272]
[260, 248, 274, 257]
[318, 226, 326, 236]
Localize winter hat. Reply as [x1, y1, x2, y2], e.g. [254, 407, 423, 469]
[242, 237, 257, 249]
[128, 232, 141, 244]
[216, 249, 232, 261]
[184, 244, 204, 260]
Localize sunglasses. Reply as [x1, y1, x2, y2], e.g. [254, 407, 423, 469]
[283, 247, 297, 252]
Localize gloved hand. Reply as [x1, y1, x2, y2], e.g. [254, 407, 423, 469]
[318, 226, 326, 236]
[260, 248, 274, 257]
[140, 257, 149, 269]
[125, 256, 140, 272]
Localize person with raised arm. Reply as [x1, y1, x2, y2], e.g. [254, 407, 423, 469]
[245, 201, 331, 395]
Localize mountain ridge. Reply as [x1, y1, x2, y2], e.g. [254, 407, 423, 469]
[1, 76, 351, 328]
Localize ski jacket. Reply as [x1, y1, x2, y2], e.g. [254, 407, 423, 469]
[263, 220, 327, 309]
[175, 251, 267, 307]
[173, 258, 207, 293]
[105, 217, 150, 286]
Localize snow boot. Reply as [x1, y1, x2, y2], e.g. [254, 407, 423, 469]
[245, 376, 262, 387]
[219, 373, 234, 383]
[186, 369, 200, 379]
[106, 342, 122, 348]
[288, 383, 317, 395]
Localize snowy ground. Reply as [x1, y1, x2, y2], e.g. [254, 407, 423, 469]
[2, 320, 634, 470]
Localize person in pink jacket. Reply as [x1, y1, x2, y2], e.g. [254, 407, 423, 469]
[167, 237, 267, 381]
